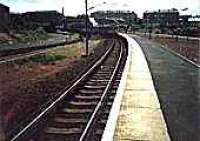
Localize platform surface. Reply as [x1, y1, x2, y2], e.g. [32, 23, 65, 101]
[132, 35, 200, 141]
[102, 34, 170, 141]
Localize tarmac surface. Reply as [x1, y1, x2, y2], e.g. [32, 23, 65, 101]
[132, 35, 200, 141]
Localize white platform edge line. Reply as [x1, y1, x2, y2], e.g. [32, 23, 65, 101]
[160, 44, 200, 68]
[101, 33, 131, 141]
[132, 34, 200, 68]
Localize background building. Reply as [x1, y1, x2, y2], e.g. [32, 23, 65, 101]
[58, 15, 93, 33]
[9, 10, 65, 32]
[143, 8, 180, 29]
[188, 15, 200, 27]
[142, 9, 200, 37]
[0, 3, 10, 31]
[179, 15, 192, 27]
[22, 11, 64, 26]
[91, 10, 138, 26]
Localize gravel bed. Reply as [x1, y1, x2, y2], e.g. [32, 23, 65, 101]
[0, 38, 113, 138]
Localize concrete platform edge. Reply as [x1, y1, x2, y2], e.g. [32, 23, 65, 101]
[101, 33, 171, 141]
[101, 33, 131, 141]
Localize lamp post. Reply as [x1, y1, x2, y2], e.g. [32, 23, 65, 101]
[85, 0, 106, 56]
[145, 16, 148, 36]
[181, 8, 189, 41]
[85, 0, 89, 56]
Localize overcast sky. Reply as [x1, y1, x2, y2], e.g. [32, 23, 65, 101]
[1, 0, 200, 17]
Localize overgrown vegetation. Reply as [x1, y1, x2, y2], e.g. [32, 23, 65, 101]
[15, 27, 49, 42]
[0, 38, 111, 137]
[151, 36, 199, 64]
[0, 27, 49, 45]
[5, 40, 102, 66]
[30, 54, 66, 63]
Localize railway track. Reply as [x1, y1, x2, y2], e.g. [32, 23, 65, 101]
[9, 37, 128, 141]
[0, 49, 47, 64]
[0, 39, 80, 64]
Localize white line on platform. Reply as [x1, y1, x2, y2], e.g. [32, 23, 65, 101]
[160, 44, 200, 68]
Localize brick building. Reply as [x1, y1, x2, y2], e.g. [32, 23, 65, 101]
[143, 9, 180, 28]
[0, 3, 10, 31]
[188, 15, 200, 27]
[22, 11, 64, 26]
[59, 16, 93, 33]
[10, 10, 65, 32]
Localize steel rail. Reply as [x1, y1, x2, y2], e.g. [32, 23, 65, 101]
[0, 39, 80, 64]
[10, 40, 115, 141]
[0, 50, 47, 64]
[79, 41, 123, 141]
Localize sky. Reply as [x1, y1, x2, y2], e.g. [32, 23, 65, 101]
[0, 0, 200, 18]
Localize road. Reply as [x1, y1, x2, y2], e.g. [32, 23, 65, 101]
[132, 35, 200, 141]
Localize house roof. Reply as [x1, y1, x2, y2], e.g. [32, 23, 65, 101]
[189, 17, 200, 22]
[0, 3, 9, 9]
[24, 10, 62, 15]
[144, 9, 179, 14]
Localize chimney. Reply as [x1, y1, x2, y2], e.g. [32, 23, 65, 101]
[62, 7, 64, 15]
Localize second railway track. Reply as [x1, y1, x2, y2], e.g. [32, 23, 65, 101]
[0, 39, 80, 64]
[10, 36, 128, 141]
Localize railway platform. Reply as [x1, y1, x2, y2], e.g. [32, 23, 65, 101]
[102, 34, 171, 141]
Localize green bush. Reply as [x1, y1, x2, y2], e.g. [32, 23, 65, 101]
[30, 54, 66, 63]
